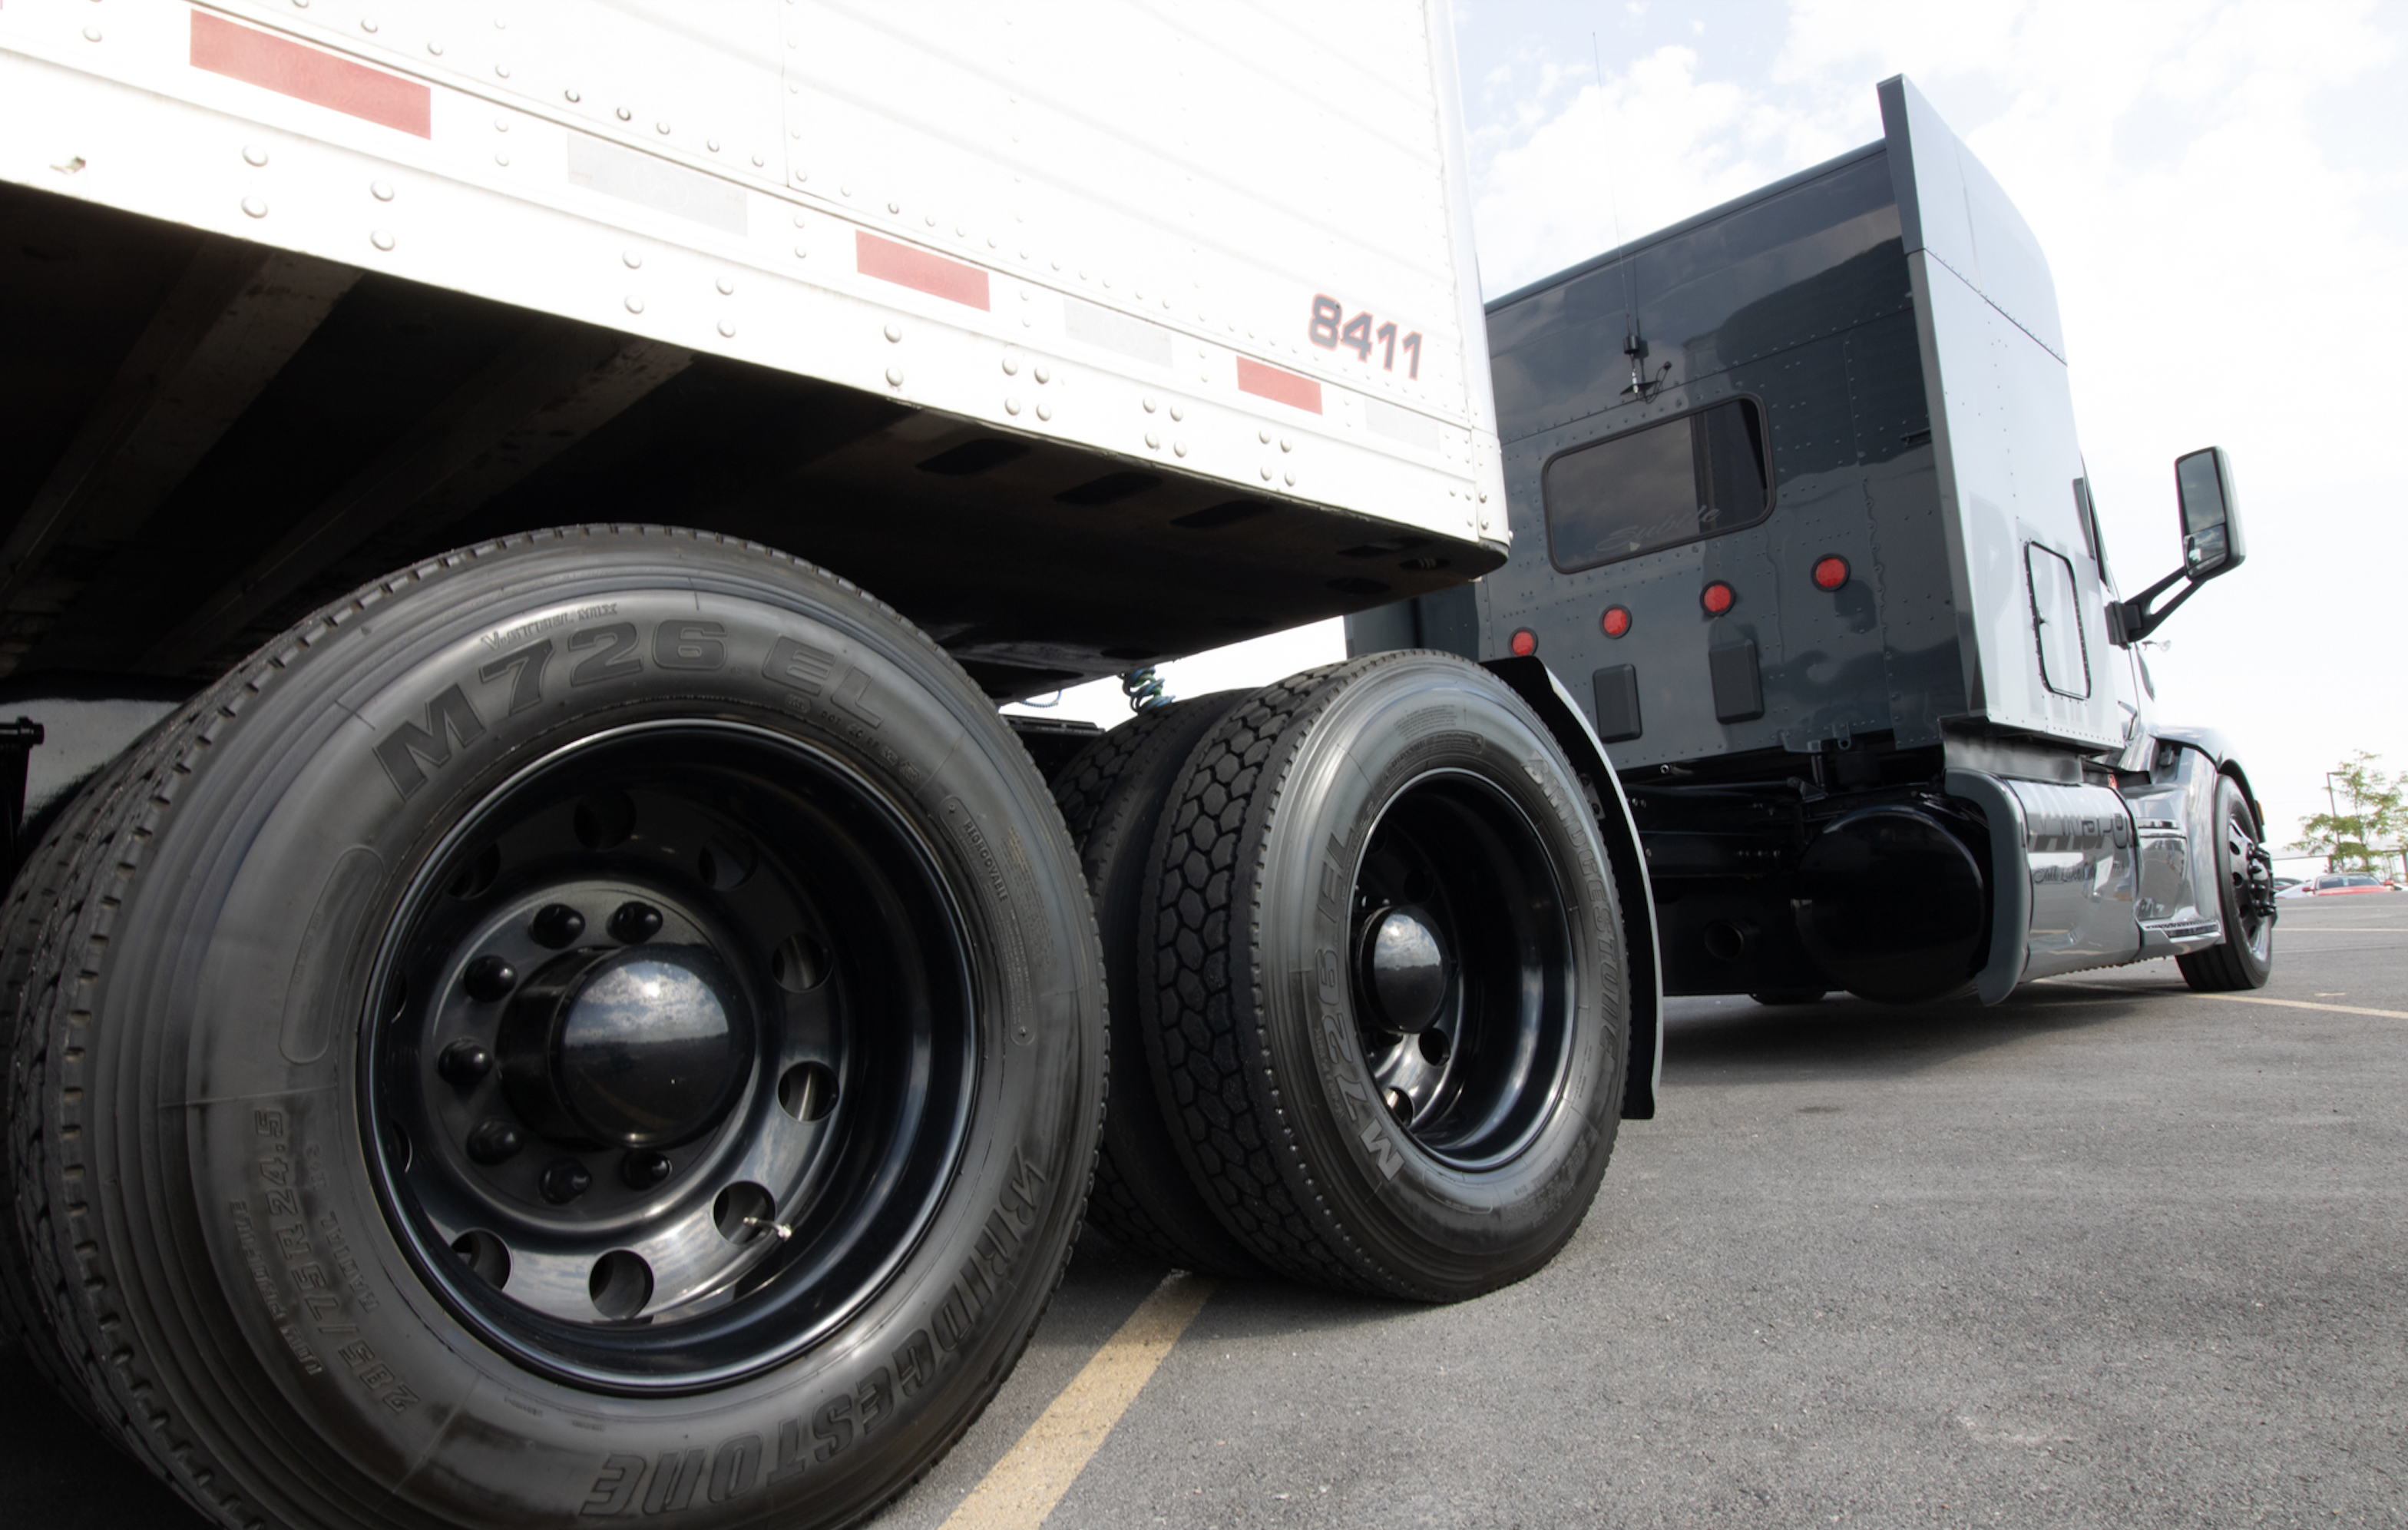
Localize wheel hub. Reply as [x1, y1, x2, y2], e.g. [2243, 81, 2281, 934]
[364, 721, 979, 1389]
[1360, 906, 1449, 1033]
[498, 942, 754, 1150]
[2236, 830, 2277, 924]
[1344, 771, 1577, 1171]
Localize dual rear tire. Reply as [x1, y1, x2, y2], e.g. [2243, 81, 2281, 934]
[1055, 653, 1632, 1300]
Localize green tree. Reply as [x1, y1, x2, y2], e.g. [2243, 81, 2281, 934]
[2294, 751, 2406, 875]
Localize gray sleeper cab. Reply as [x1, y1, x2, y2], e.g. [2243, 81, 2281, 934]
[1350, 76, 2273, 1003]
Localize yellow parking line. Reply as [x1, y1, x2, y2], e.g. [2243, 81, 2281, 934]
[2043, 980, 2408, 1022]
[2194, 992, 2408, 1021]
[939, 1271, 1216, 1529]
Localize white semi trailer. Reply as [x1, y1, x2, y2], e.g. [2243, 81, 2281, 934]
[0, 5, 1655, 1527]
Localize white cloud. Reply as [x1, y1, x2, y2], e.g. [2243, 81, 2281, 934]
[1469, 45, 1843, 298]
[1460, 0, 2408, 853]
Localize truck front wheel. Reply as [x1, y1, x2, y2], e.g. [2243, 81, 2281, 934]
[2, 528, 1104, 1529]
[2177, 774, 2276, 992]
[1143, 654, 1629, 1301]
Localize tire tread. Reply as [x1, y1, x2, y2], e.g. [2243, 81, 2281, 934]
[1048, 701, 1265, 1278]
[1143, 661, 1415, 1297]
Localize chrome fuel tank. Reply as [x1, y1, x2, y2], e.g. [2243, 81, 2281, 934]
[2005, 780, 2140, 980]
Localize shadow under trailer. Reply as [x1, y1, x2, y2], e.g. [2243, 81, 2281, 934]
[1353, 77, 2275, 1011]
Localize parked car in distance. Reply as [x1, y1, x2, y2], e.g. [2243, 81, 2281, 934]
[2277, 873, 2400, 898]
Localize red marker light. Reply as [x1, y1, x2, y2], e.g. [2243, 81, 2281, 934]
[1700, 581, 1735, 615]
[1600, 606, 1632, 638]
[1813, 555, 1851, 591]
[1510, 628, 1537, 657]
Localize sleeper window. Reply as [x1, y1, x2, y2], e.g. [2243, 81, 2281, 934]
[1542, 399, 1771, 572]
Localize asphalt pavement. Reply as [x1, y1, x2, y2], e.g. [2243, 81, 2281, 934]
[6, 895, 2401, 1528]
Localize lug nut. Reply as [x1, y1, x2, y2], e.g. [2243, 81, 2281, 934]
[540, 1158, 594, 1204]
[466, 1118, 524, 1164]
[437, 1038, 494, 1085]
[463, 954, 518, 1002]
[531, 903, 586, 949]
[621, 1149, 673, 1189]
[608, 901, 663, 944]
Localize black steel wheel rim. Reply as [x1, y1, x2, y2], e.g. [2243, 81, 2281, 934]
[1348, 769, 1578, 1171]
[362, 721, 977, 1393]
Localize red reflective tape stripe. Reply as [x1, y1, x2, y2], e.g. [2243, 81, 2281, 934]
[854, 231, 991, 311]
[1235, 357, 1321, 414]
[190, 11, 431, 138]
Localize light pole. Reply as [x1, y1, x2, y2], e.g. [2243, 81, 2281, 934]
[2325, 770, 2345, 871]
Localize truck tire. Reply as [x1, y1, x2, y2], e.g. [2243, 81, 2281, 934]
[1049, 697, 1268, 1279]
[1144, 653, 1629, 1301]
[2177, 774, 2276, 992]
[0, 698, 199, 1431]
[3, 527, 1105, 1530]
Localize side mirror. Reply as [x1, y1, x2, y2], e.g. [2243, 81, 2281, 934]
[2109, 445, 2246, 644]
[2175, 446, 2244, 579]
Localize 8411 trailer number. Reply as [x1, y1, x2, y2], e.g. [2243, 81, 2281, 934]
[1310, 296, 1421, 378]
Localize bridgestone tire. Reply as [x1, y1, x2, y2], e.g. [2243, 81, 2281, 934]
[2178, 774, 2276, 992]
[1146, 654, 1629, 1301]
[2, 527, 1106, 1530]
[1049, 697, 1267, 1280]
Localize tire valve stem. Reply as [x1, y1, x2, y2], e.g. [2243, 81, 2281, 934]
[742, 1215, 793, 1241]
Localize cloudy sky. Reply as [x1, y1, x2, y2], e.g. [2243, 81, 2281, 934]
[1022, 0, 2408, 859]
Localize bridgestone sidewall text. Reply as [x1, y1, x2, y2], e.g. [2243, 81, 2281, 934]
[16, 530, 1102, 1529]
